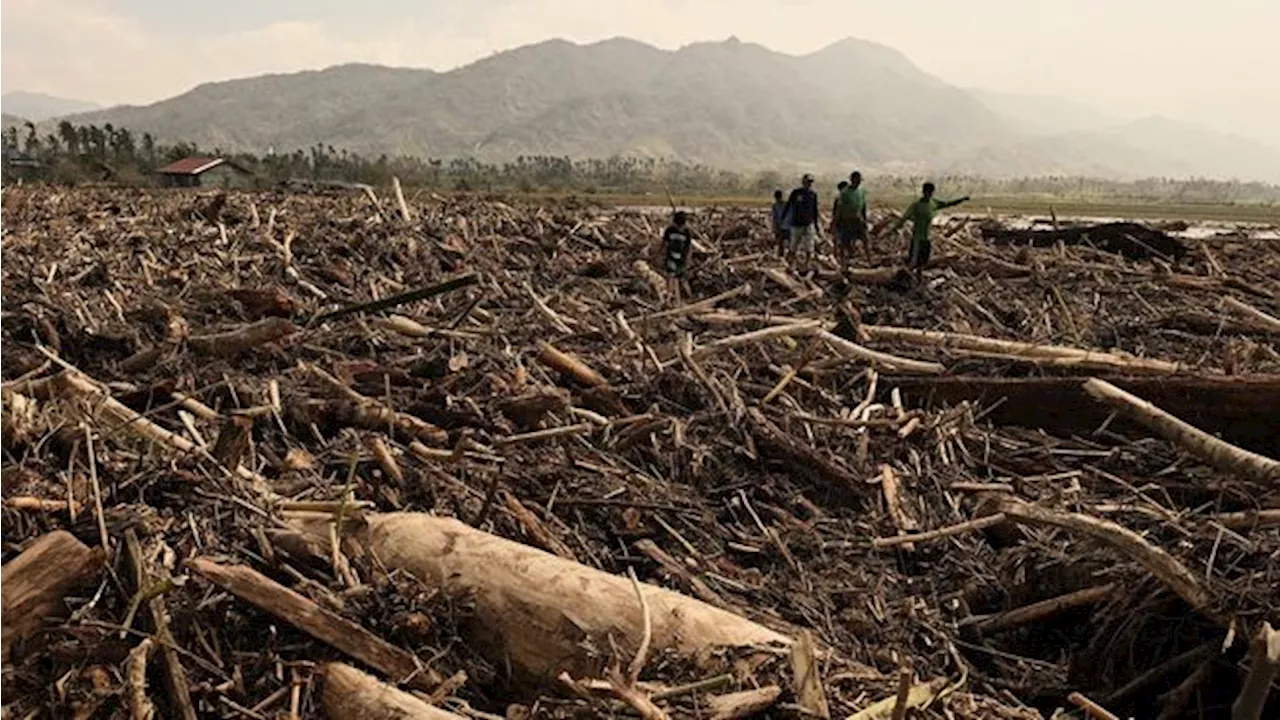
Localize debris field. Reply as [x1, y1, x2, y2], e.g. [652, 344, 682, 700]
[2, 185, 1279, 720]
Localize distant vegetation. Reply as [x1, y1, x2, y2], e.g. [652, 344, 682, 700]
[4, 121, 1279, 209]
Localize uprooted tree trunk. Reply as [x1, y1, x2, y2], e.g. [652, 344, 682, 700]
[304, 513, 790, 681]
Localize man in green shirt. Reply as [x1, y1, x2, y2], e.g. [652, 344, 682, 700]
[891, 182, 969, 283]
[834, 171, 870, 269]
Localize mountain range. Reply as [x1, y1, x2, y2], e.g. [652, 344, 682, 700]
[1, 91, 100, 122]
[8, 37, 1280, 182]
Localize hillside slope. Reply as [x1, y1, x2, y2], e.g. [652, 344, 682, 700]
[2, 91, 100, 122]
[52, 37, 1280, 181]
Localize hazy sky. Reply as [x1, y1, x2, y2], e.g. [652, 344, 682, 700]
[4, 0, 1278, 141]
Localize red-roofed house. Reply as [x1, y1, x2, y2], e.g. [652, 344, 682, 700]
[156, 156, 254, 189]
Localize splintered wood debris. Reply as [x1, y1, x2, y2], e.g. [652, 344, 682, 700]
[2, 185, 1278, 719]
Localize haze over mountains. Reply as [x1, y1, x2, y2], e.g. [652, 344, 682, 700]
[1, 91, 100, 122]
[8, 37, 1279, 182]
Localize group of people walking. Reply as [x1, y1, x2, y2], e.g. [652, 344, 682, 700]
[658, 172, 970, 303]
[771, 172, 970, 282]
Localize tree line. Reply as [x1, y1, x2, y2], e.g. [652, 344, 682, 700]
[4, 120, 1278, 205]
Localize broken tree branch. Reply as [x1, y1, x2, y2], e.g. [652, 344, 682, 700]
[187, 557, 443, 691]
[1233, 622, 1280, 720]
[1083, 378, 1280, 483]
[997, 498, 1216, 618]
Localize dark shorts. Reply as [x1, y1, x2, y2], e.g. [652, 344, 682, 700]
[665, 255, 687, 277]
[908, 237, 932, 269]
[836, 218, 868, 248]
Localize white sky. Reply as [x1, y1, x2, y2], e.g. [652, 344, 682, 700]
[3, 0, 1278, 142]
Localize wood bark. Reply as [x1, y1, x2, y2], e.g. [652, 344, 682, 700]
[496, 387, 570, 429]
[1, 530, 104, 662]
[321, 663, 466, 720]
[1083, 378, 1280, 483]
[311, 513, 789, 681]
[210, 414, 253, 470]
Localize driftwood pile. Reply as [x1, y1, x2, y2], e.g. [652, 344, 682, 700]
[2, 185, 1278, 719]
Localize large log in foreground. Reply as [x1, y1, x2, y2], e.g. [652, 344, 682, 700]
[320, 513, 790, 681]
[885, 374, 1280, 456]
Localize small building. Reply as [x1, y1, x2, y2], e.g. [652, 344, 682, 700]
[3, 149, 48, 182]
[157, 157, 254, 189]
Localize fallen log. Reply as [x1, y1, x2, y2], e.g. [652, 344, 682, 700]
[306, 513, 790, 682]
[187, 557, 443, 690]
[980, 221, 1187, 261]
[691, 321, 822, 360]
[636, 283, 751, 322]
[321, 663, 466, 720]
[879, 465, 920, 552]
[2, 530, 105, 662]
[884, 374, 1280, 456]
[1082, 379, 1280, 484]
[305, 363, 448, 445]
[124, 530, 197, 720]
[861, 325, 1182, 374]
[125, 638, 156, 720]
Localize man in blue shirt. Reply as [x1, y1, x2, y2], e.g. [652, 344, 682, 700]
[782, 173, 821, 277]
